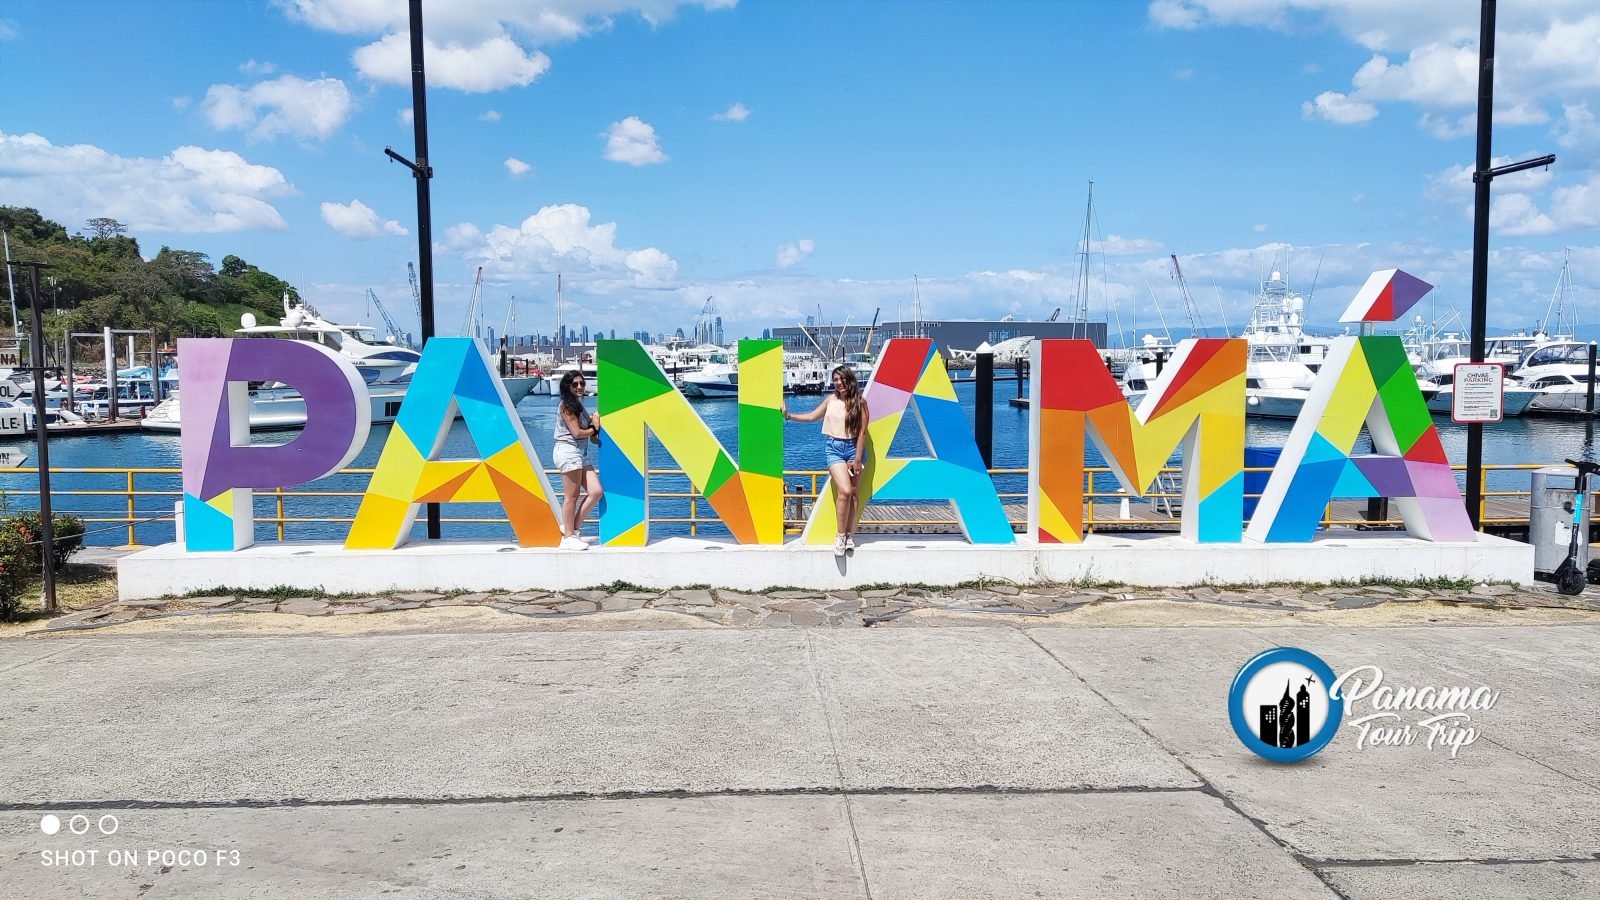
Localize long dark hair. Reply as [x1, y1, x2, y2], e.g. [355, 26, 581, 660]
[559, 371, 588, 422]
[832, 365, 865, 438]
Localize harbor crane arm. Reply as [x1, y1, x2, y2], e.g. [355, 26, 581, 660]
[1047, 307, 1061, 323]
[365, 288, 414, 348]
[407, 262, 423, 335]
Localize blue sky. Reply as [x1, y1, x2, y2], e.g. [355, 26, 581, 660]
[2, 0, 1597, 345]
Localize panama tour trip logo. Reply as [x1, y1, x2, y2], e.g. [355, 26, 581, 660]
[1228, 647, 1344, 763]
[1229, 647, 1499, 762]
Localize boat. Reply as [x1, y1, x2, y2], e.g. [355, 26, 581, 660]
[541, 355, 598, 396]
[1508, 340, 1599, 415]
[143, 293, 538, 432]
[679, 352, 835, 398]
[0, 399, 88, 432]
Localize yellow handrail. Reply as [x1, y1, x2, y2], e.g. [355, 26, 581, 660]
[0, 463, 1573, 547]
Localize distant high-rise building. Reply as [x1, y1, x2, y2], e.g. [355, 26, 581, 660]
[714, 316, 724, 346]
[806, 315, 815, 327]
[674, 327, 686, 340]
[762, 328, 771, 340]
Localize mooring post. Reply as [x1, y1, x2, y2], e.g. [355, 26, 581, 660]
[1587, 341, 1596, 415]
[975, 342, 994, 469]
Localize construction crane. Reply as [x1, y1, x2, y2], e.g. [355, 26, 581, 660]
[1046, 307, 1061, 323]
[692, 296, 719, 345]
[365, 289, 414, 348]
[862, 308, 882, 356]
[1168, 254, 1206, 337]
[406, 262, 423, 333]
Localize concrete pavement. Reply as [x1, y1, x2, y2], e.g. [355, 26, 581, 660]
[2, 622, 1597, 898]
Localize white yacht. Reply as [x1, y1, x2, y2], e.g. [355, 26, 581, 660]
[679, 352, 834, 398]
[1509, 341, 1599, 415]
[1241, 271, 1333, 372]
[541, 355, 598, 396]
[144, 293, 538, 432]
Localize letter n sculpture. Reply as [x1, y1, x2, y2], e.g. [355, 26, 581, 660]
[596, 340, 784, 545]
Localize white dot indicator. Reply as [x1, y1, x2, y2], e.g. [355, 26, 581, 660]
[40, 815, 60, 835]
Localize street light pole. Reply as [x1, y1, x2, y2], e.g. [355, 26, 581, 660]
[385, 0, 440, 540]
[7, 261, 56, 612]
[1464, 0, 1556, 531]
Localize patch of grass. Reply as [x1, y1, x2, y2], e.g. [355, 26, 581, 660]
[178, 584, 331, 601]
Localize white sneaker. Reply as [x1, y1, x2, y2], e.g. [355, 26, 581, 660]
[834, 534, 847, 557]
[845, 534, 856, 552]
[561, 535, 589, 551]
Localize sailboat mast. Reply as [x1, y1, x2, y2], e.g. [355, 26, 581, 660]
[1073, 181, 1094, 340]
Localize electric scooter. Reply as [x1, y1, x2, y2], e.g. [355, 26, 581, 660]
[1554, 457, 1600, 595]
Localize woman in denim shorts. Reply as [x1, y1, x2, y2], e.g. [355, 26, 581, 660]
[784, 366, 868, 556]
[554, 371, 603, 550]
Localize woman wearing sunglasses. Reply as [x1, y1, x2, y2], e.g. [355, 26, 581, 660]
[553, 371, 604, 550]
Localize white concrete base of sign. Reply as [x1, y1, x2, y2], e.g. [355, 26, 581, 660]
[116, 532, 1534, 600]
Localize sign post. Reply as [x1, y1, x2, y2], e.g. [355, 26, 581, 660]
[1452, 362, 1505, 424]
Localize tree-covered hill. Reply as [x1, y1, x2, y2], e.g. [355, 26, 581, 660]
[0, 206, 300, 350]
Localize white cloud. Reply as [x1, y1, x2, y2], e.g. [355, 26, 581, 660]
[1148, 0, 1201, 30]
[1550, 174, 1600, 230]
[1174, 68, 1194, 80]
[712, 102, 750, 122]
[603, 116, 667, 165]
[353, 33, 551, 92]
[451, 203, 678, 288]
[398, 107, 413, 125]
[171, 96, 192, 111]
[776, 238, 815, 269]
[279, 0, 738, 93]
[202, 74, 354, 140]
[239, 59, 278, 76]
[1301, 91, 1377, 124]
[480, 109, 501, 122]
[0, 19, 19, 40]
[320, 199, 409, 239]
[1555, 102, 1600, 152]
[504, 156, 531, 178]
[1489, 193, 1556, 236]
[1088, 234, 1165, 255]
[1252, 224, 1268, 233]
[1152, 3, 1600, 140]
[0, 131, 293, 233]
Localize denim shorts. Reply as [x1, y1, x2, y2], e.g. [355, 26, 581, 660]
[823, 436, 857, 468]
[552, 440, 592, 473]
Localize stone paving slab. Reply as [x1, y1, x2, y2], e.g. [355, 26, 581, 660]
[0, 797, 866, 900]
[1031, 625, 1600, 862]
[807, 630, 1197, 790]
[0, 632, 841, 804]
[850, 792, 1336, 900]
[1319, 861, 1600, 900]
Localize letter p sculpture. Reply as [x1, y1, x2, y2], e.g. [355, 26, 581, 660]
[178, 339, 369, 551]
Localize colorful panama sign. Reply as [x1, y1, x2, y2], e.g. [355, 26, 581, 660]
[176, 270, 1473, 552]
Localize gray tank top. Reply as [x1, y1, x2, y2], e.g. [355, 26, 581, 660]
[554, 406, 592, 446]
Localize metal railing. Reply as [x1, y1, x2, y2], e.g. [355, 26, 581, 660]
[0, 462, 1570, 548]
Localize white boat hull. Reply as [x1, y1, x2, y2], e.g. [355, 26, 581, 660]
[142, 376, 538, 433]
